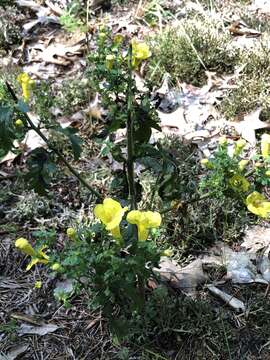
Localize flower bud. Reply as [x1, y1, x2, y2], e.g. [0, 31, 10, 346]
[201, 158, 213, 169]
[34, 281, 42, 289]
[66, 227, 76, 239]
[51, 263, 61, 271]
[162, 249, 173, 257]
[15, 119, 24, 127]
[238, 159, 249, 171]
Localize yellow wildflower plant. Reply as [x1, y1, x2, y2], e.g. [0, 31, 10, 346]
[261, 133, 270, 159]
[15, 238, 49, 271]
[94, 198, 128, 239]
[246, 191, 270, 218]
[229, 174, 250, 192]
[17, 72, 35, 102]
[127, 210, 161, 241]
[131, 39, 151, 69]
[238, 159, 249, 171]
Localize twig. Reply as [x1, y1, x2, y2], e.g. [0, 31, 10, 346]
[6, 81, 102, 200]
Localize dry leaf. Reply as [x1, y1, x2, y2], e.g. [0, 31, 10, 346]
[156, 257, 207, 295]
[241, 226, 270, 253]
[18, 323, 59, 336]
[231, 108, 270, 144]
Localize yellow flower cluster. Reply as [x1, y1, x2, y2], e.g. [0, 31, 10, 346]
[17, 72, 35, 102]
[131, 39, 151, 69]
[94, 198, 161, 241]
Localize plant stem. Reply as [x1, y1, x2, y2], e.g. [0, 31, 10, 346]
[6, 81, 102, 200]
[126, 45, 137, 210]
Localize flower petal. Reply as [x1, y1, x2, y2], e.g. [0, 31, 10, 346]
[15, 238, 36, 257]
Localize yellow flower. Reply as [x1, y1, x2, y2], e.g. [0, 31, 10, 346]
[15, 238, 36, 256]
[15, 238, 49, 271]
[17, 72, 35, 102]
[94, 198, 128, 239]
[200, 158, 213, 169]
[218, 136, 228, 146]
[229, 174, 250, 192]
[238, 159, 249, 171]
[34, 281, 42, 289]
[233, 139, 246, 156]
[266, 170, 270, 176]
[261, 134, 270, 159]
[131, 39, 151, 69]
[15, 119, 24, 127]
[246, 191, 270, 218]
[127, 210, 161, 241]
[51, 263, 61, 271]
[162, 249, 173, 257]
[66, 227, 76, 239]
[105, 54, 116, 70]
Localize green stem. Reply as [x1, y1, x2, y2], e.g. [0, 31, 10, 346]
[126, 45, 137, 210]
[6, 81, 102, 200]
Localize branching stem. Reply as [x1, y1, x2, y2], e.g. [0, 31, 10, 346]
[6, 81, 102, 200]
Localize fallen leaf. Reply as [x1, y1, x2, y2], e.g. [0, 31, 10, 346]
[241, 226, 270, 253]
[156, 257, 207, 295]
[18, 323, 59, 336]
[231, 108, 270, 144]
